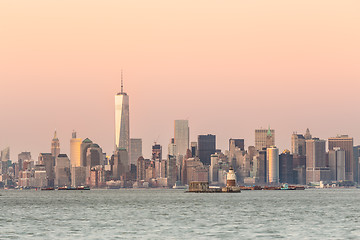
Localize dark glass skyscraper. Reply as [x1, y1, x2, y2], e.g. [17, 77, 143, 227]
[197, 134, 216, 165]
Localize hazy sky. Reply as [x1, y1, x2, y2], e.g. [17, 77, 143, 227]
[1, 1, 359, 160]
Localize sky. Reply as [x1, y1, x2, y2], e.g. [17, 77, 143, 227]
[0, 0, 359, 160]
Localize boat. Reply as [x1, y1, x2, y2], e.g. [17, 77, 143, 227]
[172, 182, 187, 189]
[281, 184, 305, 190]
[57, 186, 90, 190]
[41, 187, 55, 191]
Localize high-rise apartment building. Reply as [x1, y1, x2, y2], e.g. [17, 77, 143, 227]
[130, 138, 142, 166]
[328, 135, 354, 181]
[51, 131, 60, 159]
[115, 75, 130, 153]
[267, 146, 279, 184]
[198, 134, 216, 165]
[174, 120, 189, 157]
[255, 128, 275, 151]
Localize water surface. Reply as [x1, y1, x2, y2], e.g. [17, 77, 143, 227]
[1, 189, 359, 239]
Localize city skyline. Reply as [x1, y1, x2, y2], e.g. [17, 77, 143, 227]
[1, 1, 360, 159]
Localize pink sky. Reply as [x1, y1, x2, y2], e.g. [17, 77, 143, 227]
[1, 1, 359, 159]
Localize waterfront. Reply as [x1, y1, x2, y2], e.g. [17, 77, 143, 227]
[1, 189, 360, 239]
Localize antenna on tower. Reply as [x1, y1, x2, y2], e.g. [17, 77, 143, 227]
[121, 69, 124, 93]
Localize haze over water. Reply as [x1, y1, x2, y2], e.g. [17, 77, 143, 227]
[1, 189, 360, 239]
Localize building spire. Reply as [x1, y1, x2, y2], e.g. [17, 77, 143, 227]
[267, 125, 272, 137]
[121, 69, 124, 94]
[54, 130, 57, 139]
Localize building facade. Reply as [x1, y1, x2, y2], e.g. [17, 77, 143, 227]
[198, 134, 216, 166]
[115, 82, 130, 153]
[255, 128, 275, 151]
[328, 135, 354, 182]
[130, 138, 142, 166]
[70, 131, 82, 167]
[291, 133, 306, 156]
[51, 131, 60, 159]
[328, 148, 345, 181]
[306, 138, 330, 184]
[174, 120, 189, 157]
[267, 146, 279, 184]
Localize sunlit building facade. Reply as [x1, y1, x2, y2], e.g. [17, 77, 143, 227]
[70, 131, 82, 167]
[115, 88, 130, 153]
[267, 146, 279, 184]
[174, 120, 189, 157]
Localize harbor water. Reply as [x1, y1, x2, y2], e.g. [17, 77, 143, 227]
[1, 188, 360, 239]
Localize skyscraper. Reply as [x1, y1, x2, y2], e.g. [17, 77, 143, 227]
[229, 139, 245, 152]
[255, 127, 275, 151]
[190, 142, 197, 158]
[130, 138, 142, 166]
[51, 131, 60, 159]
[113, 148, 129, 180]
[174, 120, 189, 157]
[18, 152, 31, 171]
[1, 147, 10, 162]
[198, 134, 216, 165]
[304, 128, 312, 140]
[1, 147, 10, 175]
[328, 148, 345, 181]
[353, 146, 360, 184]
[267, 146, 279, 184]
[291, 133, 306, 156]
[168, 138, 176, 157]
[152, 144, 162, 161]
[70, 131, 82, 167]
[279, 150, 294, 184]
[115, 73, 130, 153]
[81, 138, 93, 166]
[54, 154, 71, 187]
[328, 135, 354, 182]
[38, 153, 55, 187]
[306, 138, 330, 184]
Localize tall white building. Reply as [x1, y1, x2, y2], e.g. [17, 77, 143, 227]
[174, 120, 189, 157]
[267, 146, 279, 184]
[115, 76, 130, 153]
